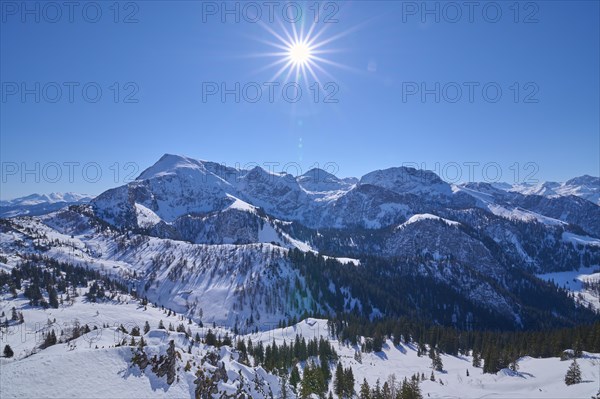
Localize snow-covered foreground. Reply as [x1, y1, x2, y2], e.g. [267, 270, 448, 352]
[1, 294, 599, 398]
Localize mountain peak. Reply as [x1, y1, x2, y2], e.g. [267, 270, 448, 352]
[137, 154, 207, 180]
[565, 175, 599, 187]
[297, 168, 353, 193]
[299, 168, 339, 183]
[359, 167, 451, 196]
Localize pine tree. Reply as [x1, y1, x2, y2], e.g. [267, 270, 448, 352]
[290, 365, 301, 391]
[372, 378, 382, 399]
[408, 377, 423, 399]
[320, 353, 331, 383]
[158, 320, 165, 330]
[301, 362, 327, 398]
[3, 344, 14, 358]
[359, 379, 371, 399]
[205, 329, 217, 346]
[144, 321, 150, 334]
[41, 330, 57, 348]
[565, 359, 582, 385]
[382, 382, 391, 399]
[430, 348, 443, 371]
[344, 367, 355, 398]
[48, 287, 59, 309]
[334, 362, 344, 397]
[373, 331, 384, 352]
[574, 340, 583, 358]
[434, 350, 444, 372]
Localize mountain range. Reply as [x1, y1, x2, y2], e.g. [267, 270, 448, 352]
[1, 154, 599, 332]
[0, 192, 92, 218]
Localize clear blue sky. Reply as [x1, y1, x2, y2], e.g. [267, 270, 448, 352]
[1, 1, 599, 199]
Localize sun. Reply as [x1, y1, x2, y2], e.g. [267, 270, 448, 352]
[250, 13, 356, 87]
[288, 41, 312, 67]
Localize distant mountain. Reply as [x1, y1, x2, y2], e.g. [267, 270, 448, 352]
[494, 175, 600, 205]
[0, 192, 93, 217]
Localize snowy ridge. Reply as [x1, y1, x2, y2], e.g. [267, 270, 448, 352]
[0, 213, 322, 327]
[0, 192, 93, 218]
[397, 213, 460, 229]
[0, 192, 92, 206]
[504, 175, 600, 205]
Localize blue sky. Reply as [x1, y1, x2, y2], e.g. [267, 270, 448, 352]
[1, 1, 599, 199]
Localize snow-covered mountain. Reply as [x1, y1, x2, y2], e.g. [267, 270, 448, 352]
[494, 175, 600, 205]
[1, 154, 599, 328]
[0, 192, 91, 206]
[0, 192, 93, 218]
[1, 154, 600, 398]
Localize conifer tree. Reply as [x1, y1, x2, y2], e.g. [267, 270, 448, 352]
[334, 362, 344, 397]
[430, 347, 443, 371]
[359, 379, 371, 399]
[3, 344, 14, 358]
[205, 329, 217, 346]
[372, 379, 382, 399]
[48, 287, 59, 309]
[289, 365, 301, 391]
[565, 359, 582, 385]
[382, 382, 391, 399]
[344, 367, 355, 398]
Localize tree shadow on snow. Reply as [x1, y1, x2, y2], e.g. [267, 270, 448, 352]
[118, 364, 171, 392]
[375, 350, 388, 360]
[393, 343, 407, 354]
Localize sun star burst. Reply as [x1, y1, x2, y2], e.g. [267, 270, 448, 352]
[288, 41, 313, 67]
[250, 13, 355, 89]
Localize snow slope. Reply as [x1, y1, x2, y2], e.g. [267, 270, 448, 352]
[2, 296, 599, 399]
